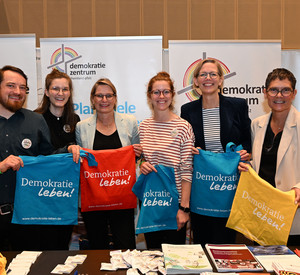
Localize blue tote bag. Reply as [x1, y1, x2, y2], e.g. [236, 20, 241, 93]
[12, 151, 97, 225]
[190, 142, 242, 218]
[132, 165, 179, 234]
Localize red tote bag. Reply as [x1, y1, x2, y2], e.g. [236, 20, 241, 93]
[80, 145, 137, 212]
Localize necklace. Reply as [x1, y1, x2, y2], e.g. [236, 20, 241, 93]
[271, 119, 284, 132]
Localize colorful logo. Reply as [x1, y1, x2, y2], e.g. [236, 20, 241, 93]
[48, 44, 82, 73]
[177, 53, 236, 101]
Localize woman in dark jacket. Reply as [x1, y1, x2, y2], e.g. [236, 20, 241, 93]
[181, 58, 251, 246]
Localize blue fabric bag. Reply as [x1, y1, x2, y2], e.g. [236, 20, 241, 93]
[12, 151, 97, 225]
[132, 165, 179, 234]
[190, 142, 242, 218]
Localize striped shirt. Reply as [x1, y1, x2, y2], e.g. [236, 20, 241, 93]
[202, 107, 224, 153]
[139, 117, 195, 198]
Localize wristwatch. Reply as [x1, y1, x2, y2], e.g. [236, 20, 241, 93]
[178, 204, 190, 213]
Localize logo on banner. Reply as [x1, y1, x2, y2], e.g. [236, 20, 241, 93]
[177, 52, 264, 108]
[177, 52, 236, 101]
[48, 44, 82, 73]
[47, 44, 106, 78]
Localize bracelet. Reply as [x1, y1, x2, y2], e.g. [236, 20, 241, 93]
[178, 204, 190, 213]
[139, 159, 145, 168]
[0, 170, 2, 175]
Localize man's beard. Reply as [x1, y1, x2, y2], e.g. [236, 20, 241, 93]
[0, 95, 25, 112]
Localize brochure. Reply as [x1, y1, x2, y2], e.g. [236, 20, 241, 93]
[273, 261, 300, 275]
[248, 245, 298, 272]
[205, 244, 264, 272]
[162, 243, 213, 274]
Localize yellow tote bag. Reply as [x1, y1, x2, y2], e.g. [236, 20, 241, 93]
[226, 167, 297, 245]
[0, 253, 6, 275]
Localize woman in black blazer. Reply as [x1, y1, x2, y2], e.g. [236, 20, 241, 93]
[181, 58, 251, 246]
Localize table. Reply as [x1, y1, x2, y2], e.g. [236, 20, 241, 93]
[3, 247, 297, 274]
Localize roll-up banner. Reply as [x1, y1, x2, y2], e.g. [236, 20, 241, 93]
[282, 50, 300, 111]
[0, 34, 38, 110]
[40, 36, 163, 122]
[169, 41, 281, 120]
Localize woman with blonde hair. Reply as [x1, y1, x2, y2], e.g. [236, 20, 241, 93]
[181, 58, 251, 245]
[76, 78, 142, 249]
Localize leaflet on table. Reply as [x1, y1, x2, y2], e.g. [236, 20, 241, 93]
[273, 261, 300, 275]
[162, 243, 213, 274]
[205, 244, 263, 272]
[100, 249, 165, 274]
[51, 254, 87, 274]
[248, 245, 298, 272]
[6, 251, 42, 275]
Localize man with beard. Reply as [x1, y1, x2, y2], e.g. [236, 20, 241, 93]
[0, 65, 80, 251]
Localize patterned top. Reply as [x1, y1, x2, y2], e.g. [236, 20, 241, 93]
[139, 116, 195, 197]
[203, 107, 224, 153]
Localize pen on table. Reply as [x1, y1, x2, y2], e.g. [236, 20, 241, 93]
[294, 248, 300, 257]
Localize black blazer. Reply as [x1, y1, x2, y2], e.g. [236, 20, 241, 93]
[180, 94, 251, 152]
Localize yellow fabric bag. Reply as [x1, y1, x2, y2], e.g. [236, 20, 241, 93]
[0, 253, 6, 275]
[226, 167, 297, 245]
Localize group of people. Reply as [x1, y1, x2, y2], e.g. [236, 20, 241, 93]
[0, 58, 300, 252]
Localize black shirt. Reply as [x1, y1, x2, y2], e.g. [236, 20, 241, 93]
[43, 109, 80, 149]
[93, 130, 122, 150]
[0, 109, 54, 204]
[258, 118, 283, 187]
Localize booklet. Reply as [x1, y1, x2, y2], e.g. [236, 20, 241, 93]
[248, 245, 298, 272]
[273, 261, 300, 275]
[162, 243, 213, 274]
[205, 244, 264, 272]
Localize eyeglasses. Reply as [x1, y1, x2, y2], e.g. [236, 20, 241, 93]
[267, 87, 294, 97]
[198, 72, 219, 79]
[6, 83, 29, 94]
[50, 87, 70, 93]
[94, 93, 115, 100]
[151, 89, 172, 96]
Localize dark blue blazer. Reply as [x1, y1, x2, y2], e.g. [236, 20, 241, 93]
[180, 94, 251, 152]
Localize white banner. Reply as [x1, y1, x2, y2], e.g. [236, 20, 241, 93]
[40, 36, 162, 122]
[169, 41, 281, 120]
[0, 34, 38, 110]
[282, 50, 300, 111]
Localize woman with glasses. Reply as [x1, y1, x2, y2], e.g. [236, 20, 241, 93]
[239, 68, 300, 245]
[35, 68, 80, 250]
[35, 69, 80, 150]
[75, 78, 142, 249]
[181, 58, 251, 246]
[139, 71, 195, 248]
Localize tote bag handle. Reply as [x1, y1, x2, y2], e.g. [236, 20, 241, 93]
[226, 142, 243, 153]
